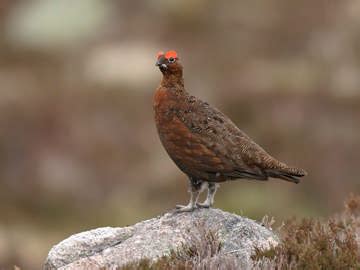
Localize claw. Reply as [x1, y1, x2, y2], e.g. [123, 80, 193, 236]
[197, 202, 211, 208]
[175, 204, 196, 212]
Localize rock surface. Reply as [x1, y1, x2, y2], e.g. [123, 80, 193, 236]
[44, 208, 278, 269]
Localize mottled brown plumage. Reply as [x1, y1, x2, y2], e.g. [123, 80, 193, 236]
[154, 51, 307, 212]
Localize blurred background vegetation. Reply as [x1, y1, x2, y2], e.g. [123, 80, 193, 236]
[0, 0, 359, 269]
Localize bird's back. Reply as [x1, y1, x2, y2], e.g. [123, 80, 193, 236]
[154, 89, 306, 183]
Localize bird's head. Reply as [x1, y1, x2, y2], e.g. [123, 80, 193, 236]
[155, 50, 182, 76]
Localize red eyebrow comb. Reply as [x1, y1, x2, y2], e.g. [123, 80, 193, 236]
[165, 50, 178, 59]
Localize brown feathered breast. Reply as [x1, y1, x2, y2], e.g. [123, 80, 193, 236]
[154, 85, 306, 184]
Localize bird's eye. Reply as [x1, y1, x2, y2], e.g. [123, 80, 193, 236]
[168, 57, 175, 63]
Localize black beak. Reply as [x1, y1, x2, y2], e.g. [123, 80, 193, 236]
[155, 60, 168, 70]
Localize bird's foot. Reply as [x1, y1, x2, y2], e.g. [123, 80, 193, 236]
[175, 204, 196, 212]
[196, 202, 211, 208]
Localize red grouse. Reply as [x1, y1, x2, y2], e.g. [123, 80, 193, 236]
[154, 50, 306, 212]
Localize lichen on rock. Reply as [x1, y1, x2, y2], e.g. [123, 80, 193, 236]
[44, 208, 278, 269]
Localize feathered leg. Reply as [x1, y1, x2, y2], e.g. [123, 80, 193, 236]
[176, 177, 206, 212]
[197, 182, 219, 208]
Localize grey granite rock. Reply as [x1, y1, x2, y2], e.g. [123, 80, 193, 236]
[44, 208, 278, 269]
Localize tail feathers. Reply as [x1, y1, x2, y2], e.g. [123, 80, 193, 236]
[266, 167, 307, 184]
[282, 167, 307, 177]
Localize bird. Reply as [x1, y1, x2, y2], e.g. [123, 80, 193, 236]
[154, 50, 307, 212]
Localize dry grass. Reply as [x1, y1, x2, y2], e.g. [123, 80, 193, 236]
[253, 194, 360, 269]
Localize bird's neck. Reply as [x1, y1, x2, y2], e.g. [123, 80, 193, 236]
[161, 73, 185, 90]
